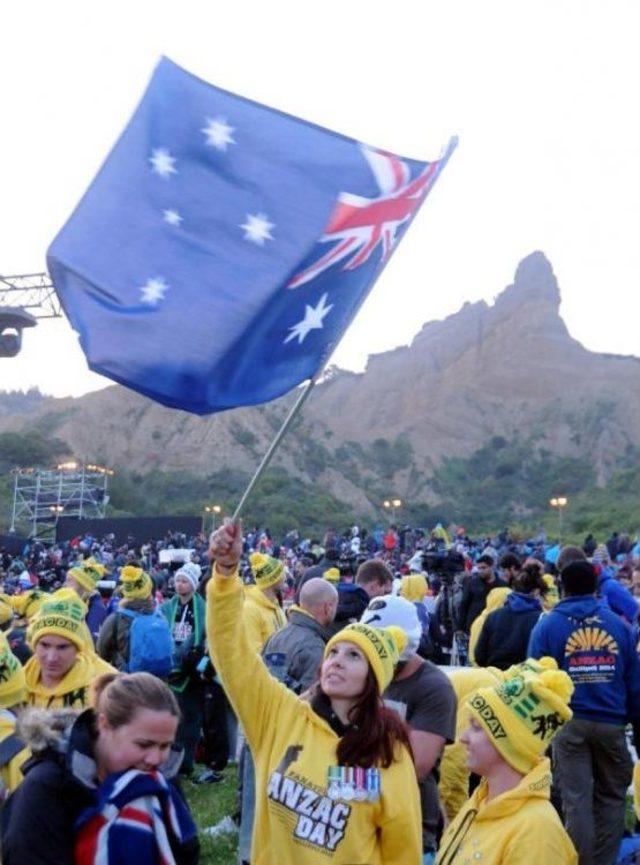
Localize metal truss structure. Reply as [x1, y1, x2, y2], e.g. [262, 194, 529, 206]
[0, 272, 61, 319]
[9, 462, 113, 540]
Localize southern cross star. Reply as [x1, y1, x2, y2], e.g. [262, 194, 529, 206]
[284, 293, 333, 345]
[149, 148, 177, 179]
[202, 117, 235, 151]
[140, 277, 169, 306]
[163, 209, 183, 227]
[241, 212, 275, 246]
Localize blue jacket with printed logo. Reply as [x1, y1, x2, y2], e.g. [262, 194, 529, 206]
[528, 595, 640, 724]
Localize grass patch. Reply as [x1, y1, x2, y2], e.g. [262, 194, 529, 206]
[184, 765, 239, 864]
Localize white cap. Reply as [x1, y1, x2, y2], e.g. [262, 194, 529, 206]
[360, 594, 422, 659]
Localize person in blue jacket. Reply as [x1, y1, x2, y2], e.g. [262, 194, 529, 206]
[597, 561, 638, 624]
[528, 560, 640, 865]
[474, 562, 547, 669]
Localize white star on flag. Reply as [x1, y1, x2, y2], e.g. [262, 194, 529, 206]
[202, 117, 235, 151]
[140, 277, 169, 306]
[163, 209, 183, 227]
[241, 212, 275, 246]
[149, 148, 177, 178]
[284, 293, 333, 345]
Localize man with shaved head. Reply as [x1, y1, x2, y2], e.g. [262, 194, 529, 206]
[262, 577, 338, 693]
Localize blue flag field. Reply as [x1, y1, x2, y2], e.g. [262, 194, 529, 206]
[48, 57, 457, 414]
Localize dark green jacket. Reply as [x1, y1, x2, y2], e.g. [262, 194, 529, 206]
[161, 593, 206, 693]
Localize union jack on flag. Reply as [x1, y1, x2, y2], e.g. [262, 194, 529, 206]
[288, 145, 449, 289]
[48, 57, 457, 414]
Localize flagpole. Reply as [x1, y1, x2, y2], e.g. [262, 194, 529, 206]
[232, 373, 320, 521]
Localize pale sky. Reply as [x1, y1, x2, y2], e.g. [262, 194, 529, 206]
[1, 0, 639, 399]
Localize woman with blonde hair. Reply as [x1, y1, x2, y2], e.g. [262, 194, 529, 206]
[2, 672, 198, 865]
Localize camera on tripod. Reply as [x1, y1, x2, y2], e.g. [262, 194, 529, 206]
[421, 549, 465, 584]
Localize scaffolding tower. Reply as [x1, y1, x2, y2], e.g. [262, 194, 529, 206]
[0, 273, 61, 319]
[9, 462, 114, 540]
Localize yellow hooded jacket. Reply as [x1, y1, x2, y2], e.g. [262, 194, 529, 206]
[208, 574, 421, 865]
[243, 585, 287, 653]
[436, 758, 577, 865]
[0, 710, 30, 794]
[468, 588, 511, 666]
[439, 666, 503, 822]
[24, 652, 116, 710]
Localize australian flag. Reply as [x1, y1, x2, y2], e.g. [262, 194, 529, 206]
[48, 57, 457, 414]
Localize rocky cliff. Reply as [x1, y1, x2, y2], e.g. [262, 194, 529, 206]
[2, 251, 639, 515]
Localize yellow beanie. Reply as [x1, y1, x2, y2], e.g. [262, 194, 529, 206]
[467, 668, 573, 774]
[8, 589, 46, 621]
[249, 552, 284, 590]
[68, 557, 105, 593]
[0, 632, 27, 707]
[400, 573, 428, 602]
[323, 567, 340, 584]
[27, 593, 87, 652]
[324, 622, 407, 694]
[119, 565, 153, 600]
[48, 588, 97, 654]
[503, 655, 558, 680]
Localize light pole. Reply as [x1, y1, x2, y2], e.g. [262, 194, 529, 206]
[549, 496, 568, 545]
[383, 498, 402, 524]
[204, 504, 222, 533]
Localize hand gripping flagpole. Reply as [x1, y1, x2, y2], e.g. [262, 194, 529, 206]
[232, 371, 322, 521]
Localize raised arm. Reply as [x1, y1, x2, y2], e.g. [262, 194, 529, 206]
[206, 519, 301, 752]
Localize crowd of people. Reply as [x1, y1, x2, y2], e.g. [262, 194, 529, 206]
[0, 519, 639, 863]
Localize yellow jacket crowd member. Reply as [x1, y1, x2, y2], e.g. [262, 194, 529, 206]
[439, 665, 503, 821]
[24, 593, 115, 709]
[4, 588, 45, 621]
[439, 657, 559, 823]
[541, 573, 560, 610]
[0, 633, 30, 794]
[399, 573, 429, 602]
[0, 595, 13, 629]
[207, 523, 421, 865]
[468, 587, 511, 666]
[437, 666, 577, 865]
[244, 552, 287, 652]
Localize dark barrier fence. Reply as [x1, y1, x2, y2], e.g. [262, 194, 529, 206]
[0, 533, 30, 555]
[56, 515, 202, 547]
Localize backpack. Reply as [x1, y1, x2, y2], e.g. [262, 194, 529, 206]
[118, 609, 175, 678]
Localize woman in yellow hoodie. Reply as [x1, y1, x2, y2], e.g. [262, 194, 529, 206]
[208, 519, 422, 865]
[436, 666, 577, 864]
[24, 593, 115, 710]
